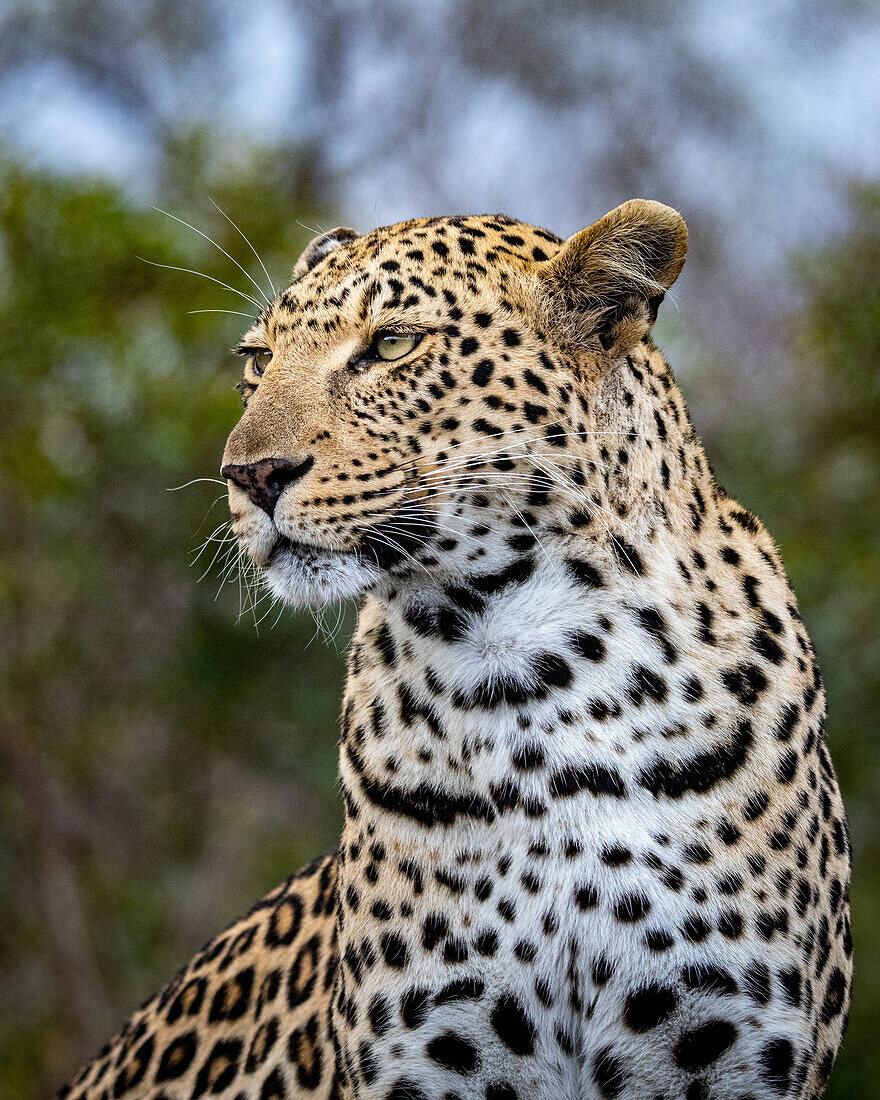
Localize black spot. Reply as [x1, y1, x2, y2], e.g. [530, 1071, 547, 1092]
[346, 737, 496, 826]
[490, 994, 536, 1055]
[443, 937, 469, 964]
[754, 629, 785, 664]
[575, 882, 599, 909]
[600, 845, 632, 867]
[422, 913, 449, 951]
[486, 1084, 517, 1100]
[386, 1079, 428, 1100]
[474, 929, 499, 956]
[381, 933, 409, 968]
[742, 961, 771, 1005]
[773, 703, 800, 741]
[514, 937, 536, 963]
[682, 675, 704, 702]
[716, 818, 741, 845]
[571, 631, 606, 661]
[375, 623, 397, 666]
[638, 721, 753, 798]
[260, 1065, 288, 1099]
[435, 977, 485, 1005]
[592, 1047, 627, 1098]
[471, 557, 536, 594]
[721, 662, 768, 705]
[512, 743, 545, 770]
[523, 368, 548, 394]
[591, 954, 613, 985]
[427, 1031, 480, 1074]
[549, 762, 625, 798]
[645, 928, 675, 952]
[776, 749, 799, 784]
[623, 984, 677, 1032]
[742, 790, 769, 821]
[627, 665, 668, 705]
[681, 915, 711, 942]
[474, 876, 493, 901]
[610, 537, 644, 574]
[369, 994, 392, 1036]
[502, 328, 521, 347]
[533, 651, 572, 689]
[497, 897, 517, 921]
[565, 558, 604, 588]
[760, 1038, 795, 1094]
[191, 1038, 242, 1099]
[613, 893, 651, 923]
[717, 910, 744, 939]
[674, 1020, 738, 1072]
[155, 1032, 197, 1082]
[401, 987, 431, 1029]
[682, 964, 737, 996]
[821, 967, 847, 1023]
[472, 359, 494, 386]
[778, 967, 802, 1007]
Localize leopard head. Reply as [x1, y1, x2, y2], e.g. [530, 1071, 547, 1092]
[221, 201, 687, 607]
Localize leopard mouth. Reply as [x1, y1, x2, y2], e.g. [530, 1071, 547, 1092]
[269, 534, 351, 562]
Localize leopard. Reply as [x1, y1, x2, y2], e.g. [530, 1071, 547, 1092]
[59, 200, 852, 1100]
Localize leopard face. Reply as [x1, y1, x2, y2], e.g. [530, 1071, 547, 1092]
[221, 203, 687, 608]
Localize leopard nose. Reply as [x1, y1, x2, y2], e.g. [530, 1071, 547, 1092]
[221, 455, 315, 516]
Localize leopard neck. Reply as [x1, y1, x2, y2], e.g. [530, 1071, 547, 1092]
[337, 535, 799, 861]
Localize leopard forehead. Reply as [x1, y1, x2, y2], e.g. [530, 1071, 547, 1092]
[259, 214, 563, 345]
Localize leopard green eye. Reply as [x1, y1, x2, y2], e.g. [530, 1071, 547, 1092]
[251, 349, 272, 376]
[374, 332, 419, 361]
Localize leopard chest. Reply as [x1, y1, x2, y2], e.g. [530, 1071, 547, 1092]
[332, 815, 719, 1092]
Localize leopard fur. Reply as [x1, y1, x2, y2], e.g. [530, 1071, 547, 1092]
[59, 201, 852, 1100]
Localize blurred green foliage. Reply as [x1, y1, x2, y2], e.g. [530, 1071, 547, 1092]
[0, 158, 876, 1097]
[0, 144, 349, 1095]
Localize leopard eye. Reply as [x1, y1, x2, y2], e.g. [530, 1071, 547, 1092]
[373, 332, 420, 361]
[251, 349, 272, 376]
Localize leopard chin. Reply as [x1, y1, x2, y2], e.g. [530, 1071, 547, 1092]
[261, 536, 380, 607]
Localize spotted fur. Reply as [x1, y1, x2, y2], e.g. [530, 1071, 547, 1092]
[60, 201, 851, 1099]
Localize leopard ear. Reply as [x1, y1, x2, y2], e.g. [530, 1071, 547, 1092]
[538, 200, 687, 354]
[292, 227, 359, 279]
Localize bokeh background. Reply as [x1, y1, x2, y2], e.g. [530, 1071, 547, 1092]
[0, 1, 878, 1095]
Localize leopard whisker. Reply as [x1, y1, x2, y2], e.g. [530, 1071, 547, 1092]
[136, 256, 263, 309]
[151, 206, 272, 305]
[209, 196, 278, 298]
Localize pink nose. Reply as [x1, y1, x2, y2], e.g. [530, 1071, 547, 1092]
[221, 455, 314, 516]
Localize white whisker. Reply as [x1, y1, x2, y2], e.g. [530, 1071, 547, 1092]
[167, 477, 227, 491]
[136, 256, 263, 309]
[152, 206, 272, 304]
[209, 197, 278, 298]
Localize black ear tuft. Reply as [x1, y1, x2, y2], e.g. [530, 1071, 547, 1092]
[292, 227, 359, 280]
[537, 200, 687, 354]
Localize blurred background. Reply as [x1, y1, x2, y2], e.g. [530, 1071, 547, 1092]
[0, 1, 877, 1095]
